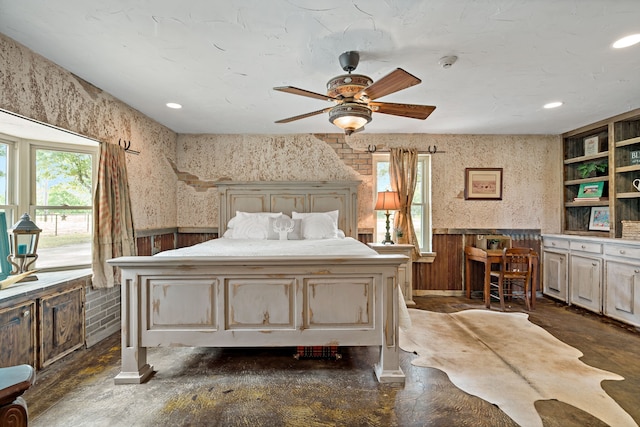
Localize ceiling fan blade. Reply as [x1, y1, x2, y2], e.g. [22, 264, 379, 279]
[273, 86, 337, 101]
[368, 102, 436, 120]
[357, 68, 421, 101]
[275, 107, 332, 123]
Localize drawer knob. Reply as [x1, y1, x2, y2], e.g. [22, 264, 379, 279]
[635, 270, 640, 274]
[619, 250, 626, 254]
[22, 310, 30, 317]
[581, 245, 586, 249]
[552, 242, 556, 246]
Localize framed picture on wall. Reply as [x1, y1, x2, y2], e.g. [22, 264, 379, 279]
[588, 206, 610, 231]
[464, 168, 503, 200]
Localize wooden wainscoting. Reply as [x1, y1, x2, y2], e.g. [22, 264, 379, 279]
[413, 230, 541, 296]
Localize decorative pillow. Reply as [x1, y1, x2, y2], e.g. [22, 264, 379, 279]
[292, 210, 339, 239]
[267, 217, 302, 240]
[226, 211, 283, 239]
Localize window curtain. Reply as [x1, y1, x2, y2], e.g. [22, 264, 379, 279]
[91, 142, 136, 289]
[390, 148, 420, 258]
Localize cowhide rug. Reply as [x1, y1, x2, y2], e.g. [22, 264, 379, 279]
[399, 309, 636, 427]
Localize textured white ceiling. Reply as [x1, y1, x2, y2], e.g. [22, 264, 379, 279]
[1, 0, 639, 135]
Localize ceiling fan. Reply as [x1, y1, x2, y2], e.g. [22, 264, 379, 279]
[273, 51, 436, 135]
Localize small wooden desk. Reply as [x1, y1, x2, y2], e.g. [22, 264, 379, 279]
[464, 246, 538, 309]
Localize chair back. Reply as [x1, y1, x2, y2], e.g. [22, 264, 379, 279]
[500, 247, 533, 282]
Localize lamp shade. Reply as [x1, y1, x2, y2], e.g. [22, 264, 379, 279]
[329, 103, 372, 134]
[374, 191, 401, 211]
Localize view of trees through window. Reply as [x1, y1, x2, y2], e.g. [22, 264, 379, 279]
[35, 148, 93, 269]
[375, 156, 429, 250]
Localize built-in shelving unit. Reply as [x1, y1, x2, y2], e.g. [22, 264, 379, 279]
[562, 108, 640, 237]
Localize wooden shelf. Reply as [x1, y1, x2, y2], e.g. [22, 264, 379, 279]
[564, 176, 609, 186]
[616, 192, 640, 199]
[563, 151, 609, 165]
[561, 108, 640, 237]
[565, 200, 610, 207]
[616, 164, 640, 173]
[615, 136, 640, 147]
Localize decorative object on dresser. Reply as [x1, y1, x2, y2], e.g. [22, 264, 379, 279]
[633, 178, 640, 192]
[464, 168, 503, 200]
[375, 190, 401, 244]
[7, 214, 41, 283]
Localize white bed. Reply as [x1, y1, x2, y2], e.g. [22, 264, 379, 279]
[108, 181, 407, 384]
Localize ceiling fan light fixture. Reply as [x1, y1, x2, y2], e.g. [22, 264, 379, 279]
[329, 103, 372, 134]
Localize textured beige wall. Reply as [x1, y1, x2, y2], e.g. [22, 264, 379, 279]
[0, 33, 178, 231]
[1, 32, 562, 235]
[349, 134, 563, 233]
[177, 133, 563, 233]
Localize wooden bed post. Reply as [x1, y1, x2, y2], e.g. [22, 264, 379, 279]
[114, 274, 154, 384]
[374, 271, 405, 383]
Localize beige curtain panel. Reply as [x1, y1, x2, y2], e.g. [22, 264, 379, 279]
[92, 142, 136, 289]
[390, 148, 420, 258]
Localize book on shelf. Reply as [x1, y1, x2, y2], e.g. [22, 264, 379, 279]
[576, 181, 605, 199]
[573, 196, 608, 202]
[631, 150, 640, 166]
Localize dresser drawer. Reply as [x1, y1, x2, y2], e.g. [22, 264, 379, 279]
[569, 241, 602, 254]
[604, 244, 640, 260]
[543, 237, 569, 250]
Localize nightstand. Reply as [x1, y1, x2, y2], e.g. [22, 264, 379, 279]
[367, 243, 415, 306]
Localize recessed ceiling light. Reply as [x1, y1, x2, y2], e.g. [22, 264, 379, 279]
[166, 102, 182, 109]
[613, 34, 640, 49]
[543, 101, 563, 109]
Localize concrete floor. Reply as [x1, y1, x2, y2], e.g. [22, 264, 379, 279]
[23, 295, 640, 427]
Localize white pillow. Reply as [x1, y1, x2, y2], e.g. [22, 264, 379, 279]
[226, 211, 282, 229]
[292, 210, 339, 239]
[267, 217, 302, 240]
[226, 211, 283, 239]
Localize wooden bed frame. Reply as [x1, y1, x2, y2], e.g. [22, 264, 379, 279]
[109, 181, 406, 384]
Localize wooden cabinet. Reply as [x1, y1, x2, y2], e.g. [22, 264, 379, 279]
[542, 249, 568, 302]
[368, 243, 414, 306]
[39, 285, 85, 368]
[0, 301, 36, 367]
[604, 243, 640, 326]
[543, 234, 640, 327]
[569, 253, 602, 312]
[0, 280, 85, 369]
[562, 108, 640, 236]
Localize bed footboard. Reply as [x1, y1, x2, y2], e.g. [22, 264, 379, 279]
[108, 255, 407, 384]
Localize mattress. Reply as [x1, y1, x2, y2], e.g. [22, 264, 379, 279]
[155, 236, 378, 257]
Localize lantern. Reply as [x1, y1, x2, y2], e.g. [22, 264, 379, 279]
[7, 213, 41, 282]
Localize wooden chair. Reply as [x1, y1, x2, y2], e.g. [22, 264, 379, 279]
[489, 247, 535, 311]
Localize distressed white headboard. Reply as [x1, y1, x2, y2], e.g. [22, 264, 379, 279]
[217, 181, 361, 238]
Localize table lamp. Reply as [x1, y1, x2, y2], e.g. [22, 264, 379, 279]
[375, 191, 401, 244]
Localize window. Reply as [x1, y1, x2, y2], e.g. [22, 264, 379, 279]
[32, 146, 95, 269]
[2, 135, 98, 271]
[373, 154, 432, 252]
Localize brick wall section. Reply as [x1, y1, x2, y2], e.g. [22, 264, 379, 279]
[85, 284, 121, 348]
[314, 133, 372, 176]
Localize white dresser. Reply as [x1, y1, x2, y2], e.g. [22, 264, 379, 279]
[542, 234, 640, 327]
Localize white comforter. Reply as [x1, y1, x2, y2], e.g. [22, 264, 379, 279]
[155, 236, 378, 257]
